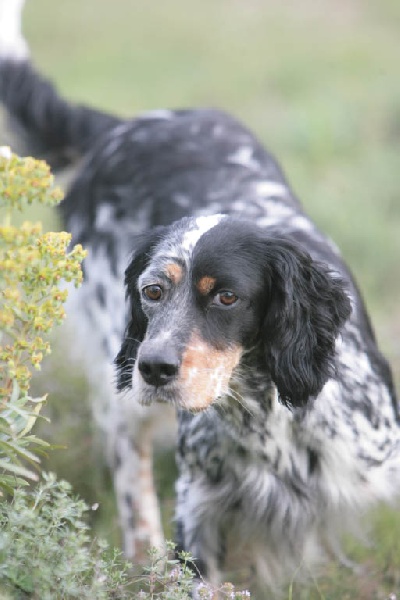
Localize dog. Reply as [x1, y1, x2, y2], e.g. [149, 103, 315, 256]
[1, 0, 399, 595]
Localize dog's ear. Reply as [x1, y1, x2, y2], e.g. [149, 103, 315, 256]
[115, 227, 167, 390]
[261, 236, 351, 409]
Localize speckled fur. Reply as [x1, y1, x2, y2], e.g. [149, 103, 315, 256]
[0, 5, 399, 595]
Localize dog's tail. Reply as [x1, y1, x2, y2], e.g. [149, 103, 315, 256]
[0, 0, 122, 169]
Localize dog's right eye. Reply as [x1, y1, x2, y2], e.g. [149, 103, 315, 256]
[142, 284, 163, 302]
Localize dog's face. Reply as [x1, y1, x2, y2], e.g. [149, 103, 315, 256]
[116, 216, 351, 410]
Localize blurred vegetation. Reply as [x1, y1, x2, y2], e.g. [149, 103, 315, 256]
[0, 152, 130, 598]
[0, 152, 84, 491]
[0, 474, 133, 600]
[1, 0, 399, 598]
[2, 474, 245, 599]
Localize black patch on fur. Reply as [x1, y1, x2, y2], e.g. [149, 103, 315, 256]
[96, 283, 106, 308]
[260, 234, 351, 408]
[0, 59, 121, 169]
[193, 220, 352, 408]
[115, 226, 168, 389]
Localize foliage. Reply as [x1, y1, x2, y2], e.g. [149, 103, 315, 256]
[0, 473, 251, 599]
[0, 148, 86, 491]
[133, 542, 250, 599]
[0, 473, 131, 599]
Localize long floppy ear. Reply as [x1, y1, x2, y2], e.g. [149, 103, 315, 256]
[262, 237, 351, 409]
[115, 227, 167, 390]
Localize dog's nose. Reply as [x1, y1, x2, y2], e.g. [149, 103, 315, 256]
[138, 348, 179, 387]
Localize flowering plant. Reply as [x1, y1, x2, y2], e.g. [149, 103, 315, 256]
[0, 148, 86, 491]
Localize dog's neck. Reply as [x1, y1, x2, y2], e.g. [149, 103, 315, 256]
[212, 347, 284, 447]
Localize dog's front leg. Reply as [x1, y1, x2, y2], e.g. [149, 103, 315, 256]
[111, 409, 165, 562]
[175, 480, 225, 593]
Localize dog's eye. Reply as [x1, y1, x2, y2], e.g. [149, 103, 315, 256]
[213, 291, 239, 307]
[142, 284, 163, 302]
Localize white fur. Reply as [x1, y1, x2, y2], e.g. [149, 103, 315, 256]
[254, 180, 288, 198]
[0, 0, 29, 60]
[181, 214, 225, 253]
[227, 146, 259, 171]
[0, 145, 11, 158]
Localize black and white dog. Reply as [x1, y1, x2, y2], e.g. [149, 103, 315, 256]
[1, 0, 399, 594]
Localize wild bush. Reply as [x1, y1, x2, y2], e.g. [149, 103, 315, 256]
[0, 147, 85, 491]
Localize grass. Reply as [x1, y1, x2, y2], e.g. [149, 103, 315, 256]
[14, 0, 400, 314]
[1, 0, 400, 597]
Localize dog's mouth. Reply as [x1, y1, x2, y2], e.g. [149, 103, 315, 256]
[132, 337, 243, 412]
[132, 372, 217, 412]
[140, 380, 179, 405]
[146, 384, 214, 412]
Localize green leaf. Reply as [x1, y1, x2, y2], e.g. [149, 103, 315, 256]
[0, 458, 38, 480]
[1, 440, 41, 464]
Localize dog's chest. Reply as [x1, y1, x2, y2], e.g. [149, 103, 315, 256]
[177, 392, 308, 491]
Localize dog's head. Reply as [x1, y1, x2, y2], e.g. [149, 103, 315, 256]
[116, 216, 351, 410]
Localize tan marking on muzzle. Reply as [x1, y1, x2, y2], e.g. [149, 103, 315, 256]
[179, 331, 242, 410]
[196, 276, 216, 296]
[165, 263, 183, 284]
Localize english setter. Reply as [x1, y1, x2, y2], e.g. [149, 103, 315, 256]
[1, 1, 399, 595]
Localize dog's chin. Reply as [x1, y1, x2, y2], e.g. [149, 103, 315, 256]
[135, 381, 179, 406]
[132, 378, 219, 413]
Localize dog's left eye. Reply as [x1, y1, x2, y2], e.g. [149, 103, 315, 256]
[142, 284, 163, 302]
[213, 291, 239, 307]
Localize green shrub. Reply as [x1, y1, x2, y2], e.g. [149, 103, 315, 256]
[0, 476, 250, 599]
[0, 473, 131, 599]
[0, 148, 85, 491]
[133, 542, 250, 599]
[0, 149, 132, 600]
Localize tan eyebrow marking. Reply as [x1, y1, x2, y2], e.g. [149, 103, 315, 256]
[196, 276, 216, 296]
[165, 263, 183, 284]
